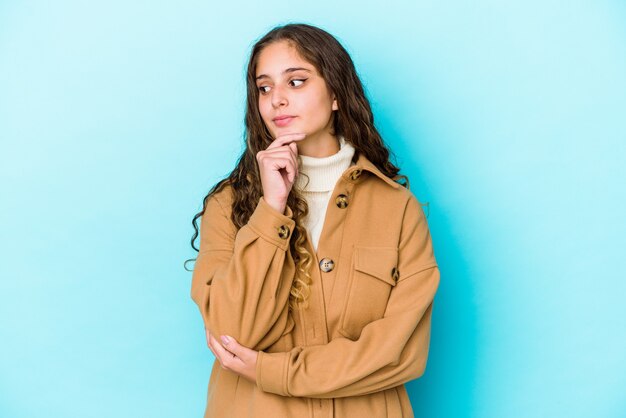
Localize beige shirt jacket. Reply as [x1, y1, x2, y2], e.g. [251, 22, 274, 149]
[191, 152, 440, 418]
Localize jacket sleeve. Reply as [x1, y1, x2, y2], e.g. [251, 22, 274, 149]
[255, 194, 440, 398]
[190, 191, 297, 352]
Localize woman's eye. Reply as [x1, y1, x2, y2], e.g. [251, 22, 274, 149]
[258, 79, 305, 93]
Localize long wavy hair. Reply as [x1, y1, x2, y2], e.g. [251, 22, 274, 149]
[189, 23, 408, 314]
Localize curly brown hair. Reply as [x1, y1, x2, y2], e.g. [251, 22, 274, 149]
[189, 23, 408, 314]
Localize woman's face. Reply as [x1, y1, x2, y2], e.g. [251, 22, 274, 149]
[255, 40, 338, 141]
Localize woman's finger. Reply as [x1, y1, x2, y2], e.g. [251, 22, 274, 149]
[259, 153, 297, 180]
[288, 141, 298, 159]
[209, 335, 227, 369]
[211, 333, 235, 359]
[268, 157, 297, 183]
[258, 147, 298, 172]
[210, 333, 239, 370]
[266, 133, 305, 150]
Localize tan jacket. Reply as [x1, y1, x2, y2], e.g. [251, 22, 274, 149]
[191, 152, 440, 418]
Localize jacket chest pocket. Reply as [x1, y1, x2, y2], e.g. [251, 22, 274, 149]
[339, 246, 398, 340]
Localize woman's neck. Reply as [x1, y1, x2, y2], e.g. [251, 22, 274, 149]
[296, 131, 339, 157]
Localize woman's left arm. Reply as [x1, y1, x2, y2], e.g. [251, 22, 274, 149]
[256, 262, 439, 398]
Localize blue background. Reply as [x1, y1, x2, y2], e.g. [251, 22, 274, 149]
[1, 1, 625, 417]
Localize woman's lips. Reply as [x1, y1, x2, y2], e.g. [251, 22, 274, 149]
[273, 116, 296, 127]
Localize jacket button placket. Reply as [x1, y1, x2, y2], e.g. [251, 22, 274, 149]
[312, 176, 358, 418]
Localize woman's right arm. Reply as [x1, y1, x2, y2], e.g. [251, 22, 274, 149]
[190, 191, 296, 352]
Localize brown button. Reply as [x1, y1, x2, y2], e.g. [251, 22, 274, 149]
[391, 267, 400, 281]
[319, 258, 335, 273]
[335, 194, 349, 208]
[349, 169, 362, 181]
[277, 225, 290, 239]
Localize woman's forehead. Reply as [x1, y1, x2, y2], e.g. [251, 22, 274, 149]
[256, 41, 316, 78]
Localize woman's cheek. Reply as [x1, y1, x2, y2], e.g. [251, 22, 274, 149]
[260, 107, 274, 131]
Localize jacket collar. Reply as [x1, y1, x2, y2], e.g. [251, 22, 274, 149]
[341, 152, 401, 189]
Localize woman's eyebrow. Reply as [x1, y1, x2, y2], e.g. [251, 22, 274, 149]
[256, 67, 312, 80]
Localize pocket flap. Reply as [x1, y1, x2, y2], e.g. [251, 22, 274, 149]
[354, 246, 399, 286]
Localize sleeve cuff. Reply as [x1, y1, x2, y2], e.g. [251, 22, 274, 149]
[256, 350, 290, 396]
[247, 197, 296, 251]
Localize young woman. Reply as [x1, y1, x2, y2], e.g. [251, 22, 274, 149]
[190, 23, 440, 418]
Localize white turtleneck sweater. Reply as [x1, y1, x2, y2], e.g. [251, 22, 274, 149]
[294, 136, 356, 251]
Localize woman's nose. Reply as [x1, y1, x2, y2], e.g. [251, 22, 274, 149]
[271, 87, 287, 108]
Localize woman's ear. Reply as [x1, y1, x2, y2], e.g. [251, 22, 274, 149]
[332, 97, 338, 111]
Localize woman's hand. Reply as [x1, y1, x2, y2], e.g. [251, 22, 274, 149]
[256, 133, 306, 214]
[206, 329, 259, 383]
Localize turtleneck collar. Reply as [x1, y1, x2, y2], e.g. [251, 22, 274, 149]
[295, 135, 356, 192]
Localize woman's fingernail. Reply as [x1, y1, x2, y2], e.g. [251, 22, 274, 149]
[220, 335, 230, 345]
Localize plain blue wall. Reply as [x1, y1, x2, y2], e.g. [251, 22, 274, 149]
[1, 1, 625, 417]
